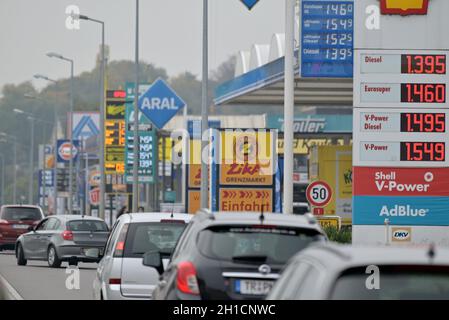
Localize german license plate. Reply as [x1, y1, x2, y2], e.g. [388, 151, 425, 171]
[235, 279, 274, 295]
[12, 224, 28, 229]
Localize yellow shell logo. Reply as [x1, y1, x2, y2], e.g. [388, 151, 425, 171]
[381, 0, 429, 15]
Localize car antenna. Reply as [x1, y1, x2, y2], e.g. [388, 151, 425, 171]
[428, 243, 436, 263]
[259, 205, 265, 224]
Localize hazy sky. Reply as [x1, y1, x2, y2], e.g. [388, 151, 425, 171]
[0, 0, 285, 91]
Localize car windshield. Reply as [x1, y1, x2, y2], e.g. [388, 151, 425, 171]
[124, 222, 187, 258]
[197, 225, 324, 264]
[330, 266, 449, 300]
[1, 207, 42, 221]
[67, 220, 109, 232]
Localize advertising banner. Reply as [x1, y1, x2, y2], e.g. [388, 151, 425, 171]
[214, 129, 278, 213]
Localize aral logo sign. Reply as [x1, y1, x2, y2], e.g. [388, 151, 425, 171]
[392, 227, 412, 242]
[138, 78, 186, 129]
[380, 0, 429, 15]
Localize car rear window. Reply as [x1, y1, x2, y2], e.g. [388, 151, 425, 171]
[1, 207, 42, 221]
[67, 220, 109, 232]
[124, 222, 187, 258]
[197, 225, 324, 265]
[330, 265, 449, 300]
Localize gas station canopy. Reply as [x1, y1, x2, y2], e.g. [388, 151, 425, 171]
[214, 53, 353, 106]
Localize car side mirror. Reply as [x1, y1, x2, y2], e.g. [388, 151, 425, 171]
[142, 251, 164, 274]
[27, 226, 35, 232]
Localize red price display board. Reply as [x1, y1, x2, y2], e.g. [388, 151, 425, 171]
[400, 142, 445, 162]
[401, 54, 446, 75]
[400, 113, 445, 133]
[353, 108, 449, 168]
[400, 83, 446, 103]
[355, 50, 449, 108]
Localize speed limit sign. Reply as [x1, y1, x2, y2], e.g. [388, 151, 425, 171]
[306, 181, 332, 207]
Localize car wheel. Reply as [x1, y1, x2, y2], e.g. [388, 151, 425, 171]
[47, 245, 62, 268]
[16, 243, 27, 266]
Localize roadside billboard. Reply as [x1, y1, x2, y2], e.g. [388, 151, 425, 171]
[211, 129, 278, 213]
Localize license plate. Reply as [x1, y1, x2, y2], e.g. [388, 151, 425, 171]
[83, 248, 104, 256]
[12, 224, 29, 229]
[235, 279, 274, 295]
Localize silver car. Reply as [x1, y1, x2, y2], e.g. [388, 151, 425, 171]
[15, 215, 109, 268]
[92, 212, 191, 300]
[267, 243, 449, 300]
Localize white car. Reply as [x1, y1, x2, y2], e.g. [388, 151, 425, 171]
[92, 212, 191, 300]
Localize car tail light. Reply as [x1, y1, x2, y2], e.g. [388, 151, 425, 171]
[0, 219, 9, 225]
[109, 278, 121, 285]
[113, 224, 129, 258]
[176, 261, 200, 295]
[62, 230, 74, 241]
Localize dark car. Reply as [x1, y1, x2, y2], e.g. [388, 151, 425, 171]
[148, 211, 326, 300]
[0, 205, 45, 251]
[15, 215, 109, 267]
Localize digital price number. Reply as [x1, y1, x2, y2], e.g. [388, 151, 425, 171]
[400, 83, 446, 103]
[400, 142, 445, 162]
[401, 55, 446, 75]
[400, 113, 445, 133]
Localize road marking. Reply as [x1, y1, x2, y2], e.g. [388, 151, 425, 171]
[0, 272, 23, 300]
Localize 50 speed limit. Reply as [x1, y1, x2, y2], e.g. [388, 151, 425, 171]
[306, 181, 332, 207]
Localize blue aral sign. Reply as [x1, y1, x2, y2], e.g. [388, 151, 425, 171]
[241, 0, 259, 10]
[138, 78, 186, 130]
[301, 0, 354, 78]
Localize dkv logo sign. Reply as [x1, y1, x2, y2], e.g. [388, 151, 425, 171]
[392, 227, 412, 242]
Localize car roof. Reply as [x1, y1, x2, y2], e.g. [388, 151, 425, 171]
[51, 215, 106, 222]
[295, 243, 449, 269]
[193, 211, 323, 232]
[1, 204, 43, 209]
[119, 212, 192, 223]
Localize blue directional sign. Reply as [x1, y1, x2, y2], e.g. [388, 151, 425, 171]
[241, 0, 260, 10]
[301, 0, 354, 78]
[138, 78, 186, 130]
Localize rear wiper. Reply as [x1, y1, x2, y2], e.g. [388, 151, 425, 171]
[232, 255, 268, 262]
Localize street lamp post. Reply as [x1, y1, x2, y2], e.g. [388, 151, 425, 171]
[133, 0, 140, 213]
[0, 133, 18, 203]
[46, 53, 75, 214]
[13, 109, 35, 204]
[200, 0, 209, 209]
[28, 78, 58, 214]
[0, 155, 4, 204]
[14, 107, 55, 208]
[75, 13, 106, 220]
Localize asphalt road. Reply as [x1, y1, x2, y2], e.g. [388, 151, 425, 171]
[0, 250, 97, 300]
